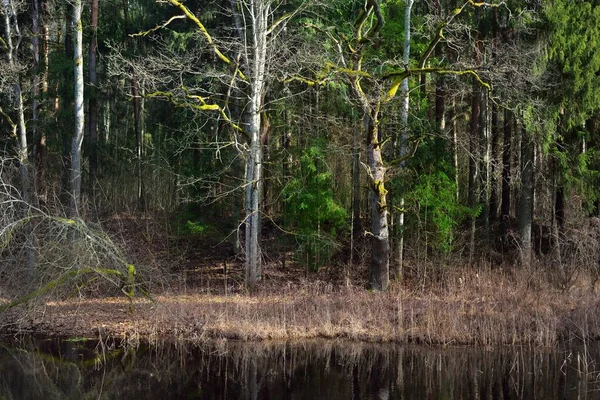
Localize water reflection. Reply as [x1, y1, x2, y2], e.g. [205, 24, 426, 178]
[0, 337, 598, 399]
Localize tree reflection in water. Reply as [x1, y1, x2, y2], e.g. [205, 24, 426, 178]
[0, 337, 598, 399]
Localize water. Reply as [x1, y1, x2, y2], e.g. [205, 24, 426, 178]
[0, 336, 598, 399]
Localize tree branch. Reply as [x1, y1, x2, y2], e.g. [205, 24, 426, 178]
[159, 0, 248, 81]
[129, 14, 186, 38]
[383, 67, 491, 101]
[146, 89, 244, 132]
[418, 0, 505, 68]
[387, 137, 422, 167]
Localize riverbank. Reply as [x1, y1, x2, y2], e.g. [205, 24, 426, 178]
[1, 266, 598, 346]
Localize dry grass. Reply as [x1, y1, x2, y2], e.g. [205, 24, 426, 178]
[1, 265, 599, 347]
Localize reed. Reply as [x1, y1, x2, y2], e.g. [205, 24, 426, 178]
[1, 264, 599, 346]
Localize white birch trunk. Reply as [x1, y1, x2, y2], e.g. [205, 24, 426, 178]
[70, 0, 84, 218]
[244, 0, 270, 287]
[394, 0, 414, 281]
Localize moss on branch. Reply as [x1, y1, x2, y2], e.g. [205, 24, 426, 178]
[146, 89, 243, 132]
[129, 14, 186, 38]
[162, 0, 247, 81]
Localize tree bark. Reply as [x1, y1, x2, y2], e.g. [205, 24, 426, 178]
[393, 0, 413, 282]
[366, 110, 390, 291]
[244, 0, 270, 287]
[480, 86, 490, 239]
[88, 0, 99, 206]
[132, 77, 145, 211]
[500, 109, 512, 241]
[70, 0, 84, 218]
[518, 125, 534, 267]
[490, 101, 499, 221]
[468, 78, 481, 264]
[2, 1, 30, 206]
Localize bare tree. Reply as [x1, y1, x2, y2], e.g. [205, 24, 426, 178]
[127, 0, 307, 287]
[1, 0, 30, 206]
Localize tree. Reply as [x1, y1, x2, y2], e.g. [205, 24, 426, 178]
[305, 0, 498, 290]
[1, 0, 30, 206]
[88, 0, 99, 204]
[70, 0, 84, 218]
[134, 0, 306, 287]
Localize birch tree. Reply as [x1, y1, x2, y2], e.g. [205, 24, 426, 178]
[1, 0, 30, 206]
[135, 0, 303, 287]
[394, 0, 414, 281]
[70, 0, 84, 218]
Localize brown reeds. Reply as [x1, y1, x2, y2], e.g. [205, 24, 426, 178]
[1, 264, 599, 346]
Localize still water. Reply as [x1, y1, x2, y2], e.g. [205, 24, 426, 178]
[0, 336, 598, 399]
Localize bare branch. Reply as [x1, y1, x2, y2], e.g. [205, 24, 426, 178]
[129, 14, 186, 38]
[159, 0, 248, 81]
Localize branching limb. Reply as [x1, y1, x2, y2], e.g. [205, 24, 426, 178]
[354, 0, 384, 44]
[159, 0, 247, 81]
[146, 89, 244, 132]
[0, 106, 15, 129]
[384, 67, 491, 101]
[129, 14, 186, 37]
[419, 0, 505, 68]
[387, 137, 422, 167]
[281, 75, 329, 86]
[0, 106, 17, 139]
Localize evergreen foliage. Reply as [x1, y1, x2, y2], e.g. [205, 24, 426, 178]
[283, 141, 348, 270]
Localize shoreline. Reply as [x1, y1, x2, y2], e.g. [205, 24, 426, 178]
[1, 269, 599, 346]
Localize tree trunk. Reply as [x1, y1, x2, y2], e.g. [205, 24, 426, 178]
[366, 109, 390, 291]
[468, 78, 481, 264]
[31, 0, 40, 202]
[518, 125, 534, 267]
[349, 116, 360, 286]
[35, 0, 49, 201]
[61, 4, 73, 208]
[500, 109, 512, 241]
[70, 0, 84, 218]
[480, 86, 490, 239]
[393, 0, 413, 282]
[244, 0, 270, 287]
[132, 77, 145, 211]
[2, 1, 30, 206]
[88, 0, 99, 206]
[351, 122, 361, 235]
[451, 95, 459, 201]
[490, 100, 499, 222]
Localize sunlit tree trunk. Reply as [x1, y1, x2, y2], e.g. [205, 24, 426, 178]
[393, 0, 414, 282]
[70, 0, 84, 218]
[366, 108, 390, 291]
[35, 0, 49, 200]
[2, 0, 30, 206]
[244, 0, 270, 287]
[132, 77, 145, 211]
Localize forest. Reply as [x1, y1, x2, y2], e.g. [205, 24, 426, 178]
[1, 0, 600, 343]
